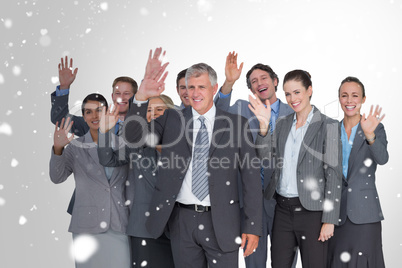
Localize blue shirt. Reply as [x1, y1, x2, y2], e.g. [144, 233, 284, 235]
[277, 107, 314, 198]
[55, 85, 70, 96]
[341, 122, 359, 178]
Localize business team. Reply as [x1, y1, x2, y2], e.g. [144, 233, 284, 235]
[49, 48, 388, 268]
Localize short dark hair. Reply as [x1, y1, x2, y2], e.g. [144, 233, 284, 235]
[81, 93, 108, 115]
[338, 76, 365, 98]
[176, 69, 187, 89]
[246, 63, 279, 91]
[112, 76, 138, 94]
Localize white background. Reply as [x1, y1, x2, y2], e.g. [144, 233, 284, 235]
[0, 0, 401, 267]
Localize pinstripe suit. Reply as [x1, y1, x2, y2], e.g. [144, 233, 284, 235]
[256, 106, 342, 267]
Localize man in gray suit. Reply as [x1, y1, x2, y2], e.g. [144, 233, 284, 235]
[214, 52, 296, 268]
[111, 61, 263, 267]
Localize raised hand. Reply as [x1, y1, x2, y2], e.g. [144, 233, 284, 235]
[136, 50, 168, 101]
[99, 104, 120, 133]
[54, 117, 74, 155]
[248, 94, 271, 136]
[144, 47, 169, 79]
[221, 51, 244, 95]
[361, 105, 385, 143]
[58, 56, 78, 89]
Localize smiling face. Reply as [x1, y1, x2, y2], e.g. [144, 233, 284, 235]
[177, 77, 190, 107]
[249, 69, 278, 103]
[146, 97, 169, 122]
[283, 79, 312, 113]
[339, 81, 366, 118]
[187, 73, 218, 115]
[111, 81, 134, 115]
[82, 100, 104, 130]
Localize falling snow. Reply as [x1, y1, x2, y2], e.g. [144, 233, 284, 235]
[12, 66, 22, 76]
[100, 2, 108, 11]
[4, 18, 12, 28]
[11, 158, 19, 167]
[364, 158, 373, 167]
[340, 251, 351, 263]
[19, 215, 27, 225]
[0, 122, 12, 136]
[323, 199, 334, 212]
[71, 234, 99, 263]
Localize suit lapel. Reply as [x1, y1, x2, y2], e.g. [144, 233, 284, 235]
[182, 108, 194, 153]
[297, 107, 324, 166]
[209, 108, 228, 157]
[277, 114, 293, 158]
[346, 123, 365, 178]
[83, 132, 109, 186]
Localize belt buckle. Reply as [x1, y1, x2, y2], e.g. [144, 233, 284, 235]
[195, 204, 206, 212]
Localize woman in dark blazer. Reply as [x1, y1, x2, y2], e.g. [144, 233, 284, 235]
[50, 93, 130, 268]
[328, 77, 388, 267]
[97, 94, 175, 268]
[249, 70, 342, 268]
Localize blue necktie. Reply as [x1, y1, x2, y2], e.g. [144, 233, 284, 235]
[192, 116, 209, 201]
[116, 121, 123, 136]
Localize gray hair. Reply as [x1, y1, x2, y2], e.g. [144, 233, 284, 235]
[185, 63, 217, 87]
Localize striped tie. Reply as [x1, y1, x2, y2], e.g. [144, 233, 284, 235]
[192, 116, 209, 201]
[116, 121, 123, 136]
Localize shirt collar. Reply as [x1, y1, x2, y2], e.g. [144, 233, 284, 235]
[191, 104, 216, 125]
[292, 105, 315, 124]
[270, 99, 280, 115]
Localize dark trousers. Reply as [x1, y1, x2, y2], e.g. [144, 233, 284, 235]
[168, 204, 238, 268]
[244, 197, 298, 268]
[271, 195, 327, 268]
[130, 233, 175, 268]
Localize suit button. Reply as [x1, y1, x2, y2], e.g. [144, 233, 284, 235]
[172, 195, 176, 199]
[106, 188, 110, 192]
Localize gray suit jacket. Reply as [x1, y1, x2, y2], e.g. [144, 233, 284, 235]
[98, 131, 159, 238]
[215, 92, 293, 209]
[256, 107, 342, 225]
[339, 122, 388, 225]
[124, 102, 263, 252]
[49, 132, 130, 234]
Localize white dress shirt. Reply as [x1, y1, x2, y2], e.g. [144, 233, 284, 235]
[176, 105, 216, 206]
